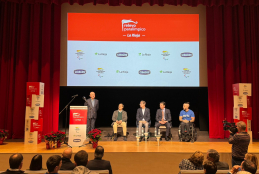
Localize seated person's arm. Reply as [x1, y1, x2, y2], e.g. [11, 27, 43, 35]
[112, 111, 117, 122]
[179, 116, 183, 122]
[122, 111, 127, 122]
[167, 110, 171, 122]
[190, 111, 195, 122]
[156, 110, 160, 122]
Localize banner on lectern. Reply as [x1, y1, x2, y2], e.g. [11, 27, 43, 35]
[68, 106, 88, 147]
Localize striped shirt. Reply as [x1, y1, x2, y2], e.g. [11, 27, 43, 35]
[229, 132, 250, 159]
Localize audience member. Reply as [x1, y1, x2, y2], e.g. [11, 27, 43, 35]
[245, 153, 258, 168]
[207, 149, 229, 170]
[179, 151, 204, 172]
[46, 155, 62, 174]
[229, 121, 250, 167]
[60, 148, 75, 170]
[1, 154, 24, 174]
[72, 150, 97, 174]
[231, 160, 257, 174]
[204, 160, 217, 174]
[29, 154, 43, 170]
[87, 146, 112, 174]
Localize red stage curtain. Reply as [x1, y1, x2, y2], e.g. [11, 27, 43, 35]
[0, 1, 61, 138]
[1, 0, 259, 6]
[207, 5, 259, 139]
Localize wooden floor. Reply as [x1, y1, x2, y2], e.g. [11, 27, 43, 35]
[1, 141, 259, 153]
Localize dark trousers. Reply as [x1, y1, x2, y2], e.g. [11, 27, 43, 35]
[155, 122, 170, 137]
[87, 118, 96, 134]
[180, 122, 190, 134]
[232, 157, 244, 167]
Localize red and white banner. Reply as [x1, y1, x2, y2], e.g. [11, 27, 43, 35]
[24, 82, 44, 144]
[233, 95, 252, 108]
[233, 83, 252, 96]
[233, 107, 252, 120]
[27, 82, 44, 95]
[26, 94, 44, 107]
[68, 106, 88, 147]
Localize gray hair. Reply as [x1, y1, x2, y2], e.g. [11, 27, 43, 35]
[207, 149, 220, 162]
[140, 101, 146, 105]
[237, 121, 246, 131]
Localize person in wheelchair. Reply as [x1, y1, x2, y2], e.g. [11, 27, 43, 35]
[179, 102, 195, 138]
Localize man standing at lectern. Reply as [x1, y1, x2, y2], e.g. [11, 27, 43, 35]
[84, 92, 99, 137]
[155, 101, 171, 141]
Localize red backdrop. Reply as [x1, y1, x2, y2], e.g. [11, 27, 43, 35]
[0, 2, 61, 138]
[0, 0, 259, 139]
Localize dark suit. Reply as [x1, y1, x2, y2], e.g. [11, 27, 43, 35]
[136, 108, 151, 134]
[60, 157, 75, 170]
[84, 98, 99, 134]
[215, 161, 229, 170]
[87, 158, 112, 174]
[155, 108, 171, 137]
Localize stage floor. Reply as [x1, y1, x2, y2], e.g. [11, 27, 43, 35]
[1, 141, 259, 154]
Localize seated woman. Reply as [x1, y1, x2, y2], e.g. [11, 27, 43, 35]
[230, 153, 258, 174]
[179, 151, 204, 173]
[29, 154, 43, 170]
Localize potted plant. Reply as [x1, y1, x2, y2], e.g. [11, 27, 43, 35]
[87, 129, 102, 148]
[43, 131, 66, 149]
[0, 130, 8, 145]
[52, 131, 66, 148]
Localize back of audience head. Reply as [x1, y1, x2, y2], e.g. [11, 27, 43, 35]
[242, 160, 257, 174]
[245, 153, 258, 169]
[95, 146, 104, 159]
[62, 148, 73, 159]
[204, 160, 217, 174]
[207, 149, 220, 163]
[46, 155, 62, 173]
[189, 151, 204, 167]
[9, 153, 23, 170]
[74, 150, 88, 166]
[29, 154, 42, 170]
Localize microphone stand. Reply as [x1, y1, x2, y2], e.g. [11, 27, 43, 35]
[59, 95, 78, 147]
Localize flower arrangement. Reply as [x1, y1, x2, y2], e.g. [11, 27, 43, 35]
[87, 129, 102, 142]
[87, 129, 102, 148]
[0, 130, 9, 145]
[43, 131, 66, 149]
[0, 130, 8, 138]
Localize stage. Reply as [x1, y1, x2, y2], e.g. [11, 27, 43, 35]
[1, 141, 259, 174]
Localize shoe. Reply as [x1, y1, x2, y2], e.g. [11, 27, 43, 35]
[165, 137, 170, 141]
[114, 134, 117, 141]
[139, 137, 142, 142]
[89, 141, 92, 144]
[124, 136, 127, 141]
[160, 137, 162, 141]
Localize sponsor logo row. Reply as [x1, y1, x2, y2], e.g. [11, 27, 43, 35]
[74, 68, 191, 78]
[75, 50, 193, 60]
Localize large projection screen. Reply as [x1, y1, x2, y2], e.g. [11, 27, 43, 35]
[60, 4, 207, 87]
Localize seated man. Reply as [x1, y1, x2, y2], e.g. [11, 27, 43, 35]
[46, 155, 62, 174]
[155, 101, 171, 141]
[1, 154, 24, 174]
[179, 102, 195, 135]
[204, 160, 217, 174]
[112, 103, 127, 141]
[136, 100, 151, 141]
[60, 148, 75, 170]
[87, 146, 112, 174]
[72, 150, 97, 174]
[207, 149, 229, 170]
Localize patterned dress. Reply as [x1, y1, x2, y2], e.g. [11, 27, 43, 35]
[179, 159, 203, 174]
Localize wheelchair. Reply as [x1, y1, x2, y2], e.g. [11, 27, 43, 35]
[178, 122, 197, 142]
